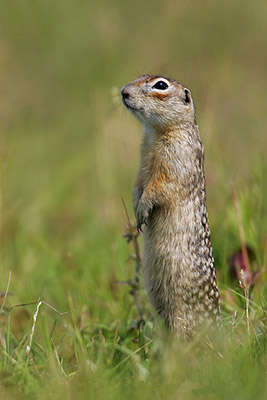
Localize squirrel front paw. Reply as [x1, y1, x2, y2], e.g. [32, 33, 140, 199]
[133, 187, 143, 218]
[136, 198, 153, 232]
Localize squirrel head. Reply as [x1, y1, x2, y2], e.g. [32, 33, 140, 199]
[121, 74, 195, 131]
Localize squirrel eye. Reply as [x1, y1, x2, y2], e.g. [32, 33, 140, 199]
[152, 80, 169, 90]
[184, 89, 191, 104]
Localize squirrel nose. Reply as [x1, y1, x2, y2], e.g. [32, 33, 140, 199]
[121, 87, 130, 100]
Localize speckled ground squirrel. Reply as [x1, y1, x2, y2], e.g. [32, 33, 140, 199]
[121, 74, 220, 337]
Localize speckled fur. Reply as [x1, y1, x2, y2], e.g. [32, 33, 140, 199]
[121, 74, 220, 337]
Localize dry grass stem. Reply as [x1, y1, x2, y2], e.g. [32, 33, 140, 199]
[205, 337, 224, 359]
[52, 340, 68, 377]
[121, 197, 141, 274]
[26, 300, 67, 356]
[239, 269, 250, 336]
[26, 299, 42, 356]
[0, 271, 12, 313]
[232, 184, 251, 336]
[120, 198, 144, 325]
[232, 184, 251, 278]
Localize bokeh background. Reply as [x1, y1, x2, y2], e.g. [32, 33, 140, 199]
[0, 0, 267, 397]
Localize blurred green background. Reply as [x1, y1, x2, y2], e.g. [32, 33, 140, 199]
[0, 0, 267, 398]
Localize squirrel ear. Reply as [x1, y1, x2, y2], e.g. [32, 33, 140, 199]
[183, 88, 191, 105]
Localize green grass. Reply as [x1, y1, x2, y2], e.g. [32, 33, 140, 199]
[0, 0, 267, 398]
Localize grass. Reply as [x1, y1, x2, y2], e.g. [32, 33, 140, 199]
[0, 0, 267, 398]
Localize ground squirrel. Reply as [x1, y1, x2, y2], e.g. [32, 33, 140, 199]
[121, 74, 220, 336]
